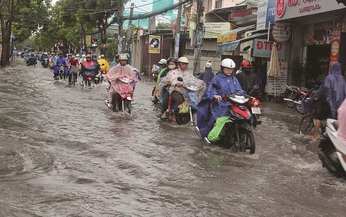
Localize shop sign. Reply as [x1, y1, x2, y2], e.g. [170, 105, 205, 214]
[268, 22, 293, 43]
[229, 8, 257, 20]
[303, 21, 333, 45]
[253, 39, 286, 59]
[217, 34, 237, 43]
[276, 0, 344, 21]
[204, 22, 231, 39]
[329, 17, 342, 69]
[86, 35, 91, 48]
[276, 0, 286, 18]
[257, 0, 276, 30]
[266, 62, 288, 95]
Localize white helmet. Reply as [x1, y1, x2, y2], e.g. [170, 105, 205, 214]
[119, 53, 128, 60]
[221, 58, 236, 69]
[205, 61, 212, 68]
[76, 54, 80, 57]
[82, 54, 85, 58]
[158, 59, 167, 65]
[178, 57, 189, 64]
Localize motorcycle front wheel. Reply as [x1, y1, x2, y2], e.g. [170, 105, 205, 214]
[319, 139, 346, 178]
[238, 129, 255, 154]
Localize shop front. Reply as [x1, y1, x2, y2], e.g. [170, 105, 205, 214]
[275, 0, 346, 87]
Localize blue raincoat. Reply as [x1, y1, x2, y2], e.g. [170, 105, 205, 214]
[197, 71, 245, 137]
[315, 62, 346, 118]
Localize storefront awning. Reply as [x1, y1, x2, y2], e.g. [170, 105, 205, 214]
[216, 32, 268, 54]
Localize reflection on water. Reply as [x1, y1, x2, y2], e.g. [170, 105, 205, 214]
[0, 62, 345, 216]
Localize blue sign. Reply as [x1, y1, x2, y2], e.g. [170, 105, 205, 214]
[266, 0, 276, 28]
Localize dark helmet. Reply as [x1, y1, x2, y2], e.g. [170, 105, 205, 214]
[166, 57, 177, 65]
[242, 60, 252, 69]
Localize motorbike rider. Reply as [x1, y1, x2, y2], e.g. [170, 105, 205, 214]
[67, 55, 80, 84]
[41, 52, 49, 66]
[80, 54, 97, 86]
[54, 52, 68, 79]
[198, 60, 214, 85]
[104, 53, 138, 109]
[235, 60, 257, 94]
[98, 54, 110, 74]
[197, 58, 245, 140]
[155, 57, 178, 118]
[110, 54, 120, 68]
[157, 56, 205, 124]
[50, 52, 57, 70]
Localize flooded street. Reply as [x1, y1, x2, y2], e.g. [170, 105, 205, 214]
[1, 60, 346, 216]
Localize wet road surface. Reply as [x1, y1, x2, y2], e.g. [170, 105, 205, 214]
[0, 60, 345, 216]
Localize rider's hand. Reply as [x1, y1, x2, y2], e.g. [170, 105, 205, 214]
[214, 95, 222, 101]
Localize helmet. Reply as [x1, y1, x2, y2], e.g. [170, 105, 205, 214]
[68, 53, 72, 56]
[158, 59, 167, 65]
[100, 54, 105, 58]
[221, 58, 236, 69]
[205, 61, 212, 68]
[82, 54, 85, 58]
[178, 57, 189, 64]
[242, 60, 252, 69]
[86, 54, 91, 58]
[76, 54, 80, 57]
[115, 54, 120, 59]
[166, 57, 177, 65]
[119, 53, 128, 60]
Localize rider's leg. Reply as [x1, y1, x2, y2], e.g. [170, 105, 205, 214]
[160, 90, 169, 114]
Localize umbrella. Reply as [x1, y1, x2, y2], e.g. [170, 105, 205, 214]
[267, 42, 280, 78]
[267, 42, 281, 97]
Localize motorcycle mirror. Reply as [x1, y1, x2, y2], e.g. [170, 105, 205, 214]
[212, 83, 221, 90]
[177, 77, 184, 82]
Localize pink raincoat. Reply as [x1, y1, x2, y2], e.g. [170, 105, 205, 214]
[337, 99, 346, 147]
[105, 64, 138, 103]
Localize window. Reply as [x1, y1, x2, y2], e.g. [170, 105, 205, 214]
[215, 0, 222, 8]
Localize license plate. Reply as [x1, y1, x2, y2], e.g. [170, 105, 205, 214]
[251, 107, 261, 114]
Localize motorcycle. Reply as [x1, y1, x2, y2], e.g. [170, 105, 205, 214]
[161, 77, 200, 125]
[54, 64, 67, 80]
[212, 84, 257, 154]
[26, 57, 37, 66]
[283, 85, 299, 108]
[318, 119, 346, 178]
[82, 65, 98, 87]
[42, 57, 49, 68]
[293, 86, 316, 113]
[109, 76, 134, 114]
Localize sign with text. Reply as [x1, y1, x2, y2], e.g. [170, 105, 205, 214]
[269, 22, 293, 43]
[266, 62, 288, 95]
[204, 22, 231, 38]
[253, 39, 286, 59]
[276, 0, 345, 21]
[217, 34, 237, 43]
[329, 16, 342, 70]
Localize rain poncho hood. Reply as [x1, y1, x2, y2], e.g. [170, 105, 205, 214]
[106, 64, 138, 98]
[197, 72, 245, 137]
[98, 58, 110, 73]
[315, 62, 346, 118]
[156, 68, 205, 106]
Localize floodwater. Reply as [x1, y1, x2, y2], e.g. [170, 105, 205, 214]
[0, 59, 345, 216]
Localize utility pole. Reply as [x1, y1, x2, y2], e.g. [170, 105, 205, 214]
[193, 0, 204, 75]
[174, 0, 182, 58]
[118, 0, 124, 54]
[126, 3, 134, 64]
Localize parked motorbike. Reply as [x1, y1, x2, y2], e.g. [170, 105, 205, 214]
[318, 119, 346, 178]
[26, 57, 37, 66]
[42, 57, 49, 68]
[283, 85, 299, 108]
[293, 87, 316, 113]
[212, 84, 257, 154]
